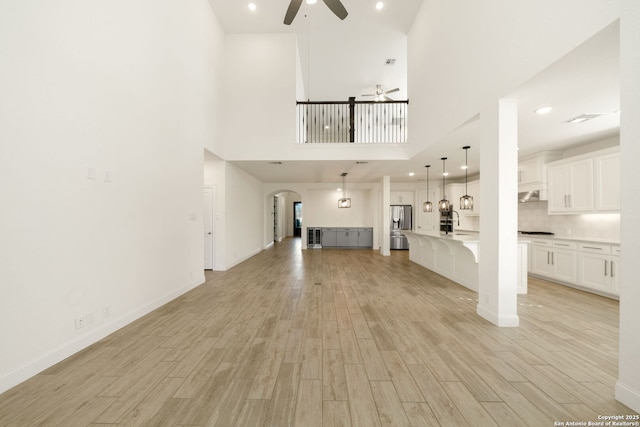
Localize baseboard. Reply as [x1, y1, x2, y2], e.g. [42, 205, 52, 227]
[225, 248, 262, 271]
[616, 380, 640, 413]
[477, 303, 520, 327]
[0, 275, 205, 394]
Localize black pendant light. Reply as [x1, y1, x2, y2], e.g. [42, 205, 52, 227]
[460, 146, 474, 210]
[338, 172, 351, 208]
[438, 157, 450, 213]
[423, 165, 433, 212]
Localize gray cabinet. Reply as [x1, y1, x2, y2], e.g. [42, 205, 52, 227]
[321, 228, 337, 247]
[337, 228, 359, 247]
[357, 228, 373, 247]
[320, 227, 373, 248]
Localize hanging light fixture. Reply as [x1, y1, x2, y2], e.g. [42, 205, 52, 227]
[460, 146, 474, 210]
[338, 172, 351, 208]
[423, 164, 433, 212]
[438, 157, 450, 213]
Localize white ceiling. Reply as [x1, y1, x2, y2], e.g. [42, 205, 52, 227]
[207, 1, 620, 184]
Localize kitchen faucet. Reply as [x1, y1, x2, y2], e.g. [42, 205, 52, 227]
[452, 210, 460, 226]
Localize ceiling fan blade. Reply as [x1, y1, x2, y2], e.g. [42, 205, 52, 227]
[361, 93, 376, 97]
[384, 88, 400, 95]
[322, 0, 348, 20]
[284, 0, 303, 25]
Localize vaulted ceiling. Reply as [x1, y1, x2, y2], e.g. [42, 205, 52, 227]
[206, 1, 619, 184]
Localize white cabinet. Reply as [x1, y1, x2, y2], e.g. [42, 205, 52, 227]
[529, 239, 553, 277]
[547, 159, 594, 213]
[416, 188, 439, 232]
[594, 151, 620, 211]
[546, 147, 619, 214]
[577, 243, 620, 295]
[518, 151, 562, 196]
[528, 239, 577, 284]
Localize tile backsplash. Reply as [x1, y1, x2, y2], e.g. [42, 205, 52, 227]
[518, 201, 620, 240]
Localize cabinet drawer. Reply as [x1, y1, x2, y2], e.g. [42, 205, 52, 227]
[530, 238, 552, 247]
[612, 245, 621, 256]
[553, 240, 577, 250]
[578, 243, 611, 254]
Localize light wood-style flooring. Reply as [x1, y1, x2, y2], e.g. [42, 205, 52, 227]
[1, 238, 637, 426]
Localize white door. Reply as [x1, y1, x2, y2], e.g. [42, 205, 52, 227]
[204, 187, 214, 270]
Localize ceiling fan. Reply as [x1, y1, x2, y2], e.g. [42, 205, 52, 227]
[362, 85, 400, 101]
[284, 0, 348, 25]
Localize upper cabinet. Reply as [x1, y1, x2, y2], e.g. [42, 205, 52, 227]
[547, 147, 619, 214]
[518, 151, 562, 196]
[593, 151, 620, 211]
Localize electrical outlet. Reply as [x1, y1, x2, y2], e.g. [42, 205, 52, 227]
[75, 316, 85, 330]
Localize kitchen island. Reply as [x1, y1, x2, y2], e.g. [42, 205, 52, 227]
[404, 231, 529, 294]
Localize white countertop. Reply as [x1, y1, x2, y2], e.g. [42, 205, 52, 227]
[526, 234, 620, 245]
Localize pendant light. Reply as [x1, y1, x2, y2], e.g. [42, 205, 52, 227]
[460, 146, 474, 210]
[338, 172, 351, 208]
[438, 157, 450, 213]
[423, 165, 433, 212]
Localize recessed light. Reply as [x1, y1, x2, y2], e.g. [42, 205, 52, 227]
[443, 172, 449, 176]
[268, 161, 282, 165]
[408, 172, 415, 177]
[248, 3, 256, 11]
[461, 165, 468, 170]
[614, 109, 621, 114]
[376, 2, 384, 10]
[307, 0, 317, 4]
[535, 106, 552, 115]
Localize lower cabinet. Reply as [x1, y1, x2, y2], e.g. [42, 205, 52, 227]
[321, 228, 337, 247]
[529, 239, 577, 284]
[337, 228, 359, 247]
[577, 243, 620, 295]
[529, 238, 620, 298]
[321, 227, 373, 248]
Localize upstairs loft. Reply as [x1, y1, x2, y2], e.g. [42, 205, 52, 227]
[297, 97, 409, 144]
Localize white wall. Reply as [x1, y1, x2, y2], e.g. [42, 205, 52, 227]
[408, 0, 621, 157]
[305, 189, 374, 228]
[0, 0, 223, 392]
[224, 163, 264, 269]
[222, 34, 298, 159]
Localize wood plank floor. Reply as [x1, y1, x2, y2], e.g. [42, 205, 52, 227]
[1, 238, 637, 426]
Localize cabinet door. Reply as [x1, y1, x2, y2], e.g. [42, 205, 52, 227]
[548, 160, 594, 213]
[519, 157, 541, 186]
[337, 229, 358, 247]
[530, 245, 553, 277]
[552, 248, 577, 284]
[567, 160, 594, 211]
[416, 188, 438, 232]
[610, 255, 620, 295]
[578, 252, 610, 292]
[547, 165, 569, 213]
[594, 152, 620, 211]
[321, 228, 337, 247]
[357, 228, 373, 247]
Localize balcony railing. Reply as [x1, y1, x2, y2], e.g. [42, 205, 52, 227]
[297, 97, 408, 144]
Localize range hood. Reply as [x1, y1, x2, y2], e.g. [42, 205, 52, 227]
[519, 190, 540, 203]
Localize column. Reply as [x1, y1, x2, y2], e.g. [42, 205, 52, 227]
[616, 1, 640, 412]
[477, 98, 519, 327]
[381, 176, 391, 256]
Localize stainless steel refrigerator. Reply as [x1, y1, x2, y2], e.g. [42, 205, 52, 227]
[390, 205, 412, 250]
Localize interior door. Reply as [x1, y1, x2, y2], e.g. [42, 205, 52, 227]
[294, 201, 302, 237]
[204, 187, 214, 270]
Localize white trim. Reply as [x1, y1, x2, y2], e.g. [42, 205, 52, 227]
[615, 381, 640, 413]
[477, 304, 520, 327]
[0, 276, 205, 394]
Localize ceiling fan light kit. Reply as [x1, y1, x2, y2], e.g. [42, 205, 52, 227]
[284, 0, 348, 25]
